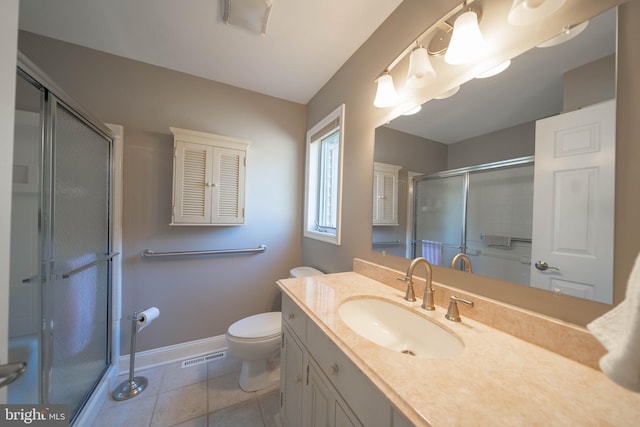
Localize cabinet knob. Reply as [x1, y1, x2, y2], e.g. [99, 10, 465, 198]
[330, 364, 339, 375]
[295, 374, 302, 383]
[288, 313, 295, 320]
[205, 182, 216, 187]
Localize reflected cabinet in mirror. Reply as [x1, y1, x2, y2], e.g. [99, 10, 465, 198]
[372, 7, 617, 304]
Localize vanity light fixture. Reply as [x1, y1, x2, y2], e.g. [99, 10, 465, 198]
[372, 0, 484, 109]
[537, 20, 589, 47]
[475, 59, 511, 78]
[407, 43, 436, 88]
[444, 8, 487, 65]
[507, 0, 567, 26]
[373, 72, 399, 108]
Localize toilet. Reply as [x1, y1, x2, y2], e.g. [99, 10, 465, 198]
[226, 266, 324, 392]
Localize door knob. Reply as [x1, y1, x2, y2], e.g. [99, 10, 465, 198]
[535, 261, 560, 272]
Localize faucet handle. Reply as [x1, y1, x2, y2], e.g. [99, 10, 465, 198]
[445, 296, 474, 322]
[396, 277, 416, 302]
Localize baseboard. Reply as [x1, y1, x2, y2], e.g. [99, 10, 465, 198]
[118, 335, 228, 374]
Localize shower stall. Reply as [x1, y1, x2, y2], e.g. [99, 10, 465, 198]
[413, 157, 535, 286]
[6, 55, 117, 423]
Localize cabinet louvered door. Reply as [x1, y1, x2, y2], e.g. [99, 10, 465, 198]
[211, 147, 246, 224]
[372, 163, 400, 226]
[380, 173, 397, 224]
[173, 141, 213, 224]
[372, 175, 380, 224]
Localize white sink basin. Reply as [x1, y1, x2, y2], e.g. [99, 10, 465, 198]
[338, 298, 463, 358]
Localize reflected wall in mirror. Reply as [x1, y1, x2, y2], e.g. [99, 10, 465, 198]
[372, 7, 616, 304]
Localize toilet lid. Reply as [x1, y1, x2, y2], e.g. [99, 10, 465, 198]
[228, 312, 281, 339]
[290, 266, 324, 277]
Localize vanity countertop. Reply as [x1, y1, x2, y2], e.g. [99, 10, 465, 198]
[277, 271, 640, 427]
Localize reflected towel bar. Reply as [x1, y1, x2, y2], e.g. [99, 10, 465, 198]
[140, 245, 267, 258]
[414, 240, 463, 250]
[480, 233, 532, 243]
[372, 240, 401, 247]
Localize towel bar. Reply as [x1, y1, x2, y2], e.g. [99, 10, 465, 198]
[140, 245, 267, 258]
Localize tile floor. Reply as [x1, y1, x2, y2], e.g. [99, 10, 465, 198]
[92, 355, 280, 427]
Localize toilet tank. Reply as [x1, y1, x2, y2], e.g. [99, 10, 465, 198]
[289, 266, 324, 278]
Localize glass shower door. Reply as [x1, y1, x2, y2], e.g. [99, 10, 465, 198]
[44, 99, 112, 419]
[413, 175, 466, 267]
[7, 72, 44, 404]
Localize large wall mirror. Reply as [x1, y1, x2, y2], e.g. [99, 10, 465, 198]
[372, 6, 617, 304]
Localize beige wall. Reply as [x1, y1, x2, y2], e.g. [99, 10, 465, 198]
[374, 126, 447, 173]
[304, 0, 639, 326]
[447, 121, 535, 169]
[18, 32, 306, 353]
[563, 54, 616, 112]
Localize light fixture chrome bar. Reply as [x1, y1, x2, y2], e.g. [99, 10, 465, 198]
[140, 245, 267, 258]
[376, 0, 475, 79]
[58, 252, 120, 279]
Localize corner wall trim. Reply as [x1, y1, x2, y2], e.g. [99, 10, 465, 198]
[118, 335, 228, 374]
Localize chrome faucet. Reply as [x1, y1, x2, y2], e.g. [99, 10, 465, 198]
[450, 253, 473, 272]
[399, 257, 435, 310]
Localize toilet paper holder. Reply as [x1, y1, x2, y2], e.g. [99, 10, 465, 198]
[112, 308, 159, 401]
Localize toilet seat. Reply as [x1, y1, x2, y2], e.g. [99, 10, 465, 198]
[227, 312, 281, 340]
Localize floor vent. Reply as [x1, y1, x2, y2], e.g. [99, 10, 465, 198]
[181, 351, 227, 368]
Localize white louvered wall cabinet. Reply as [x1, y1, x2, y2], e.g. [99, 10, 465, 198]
[170, 127, 250, 225]
[372, 162, 401, 226]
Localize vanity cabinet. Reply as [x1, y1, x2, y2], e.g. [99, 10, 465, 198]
[280, 294, 411, 427]
[170, 127, 250, 225]
[372, 162, 402, 226]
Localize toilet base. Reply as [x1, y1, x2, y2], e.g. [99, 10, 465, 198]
[238, 354, 281, 392]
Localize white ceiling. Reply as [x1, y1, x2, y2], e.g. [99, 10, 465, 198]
[18, 0, 403, 104]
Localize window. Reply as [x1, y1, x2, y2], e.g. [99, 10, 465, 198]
[304, 104, 345, 245]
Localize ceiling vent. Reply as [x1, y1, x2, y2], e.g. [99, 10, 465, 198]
[223, 0, 273, 36]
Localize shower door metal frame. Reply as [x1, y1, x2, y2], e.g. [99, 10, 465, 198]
[411, 156, 534, 261]
[16, 53, 116, 423]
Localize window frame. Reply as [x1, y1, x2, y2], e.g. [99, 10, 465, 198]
[304, 104, 345, 245]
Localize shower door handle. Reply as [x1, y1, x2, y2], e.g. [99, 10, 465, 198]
[55, 252, 120, 279]
[0, 361, 27, 389]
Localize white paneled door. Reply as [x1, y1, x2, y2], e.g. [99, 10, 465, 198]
[530, 100, 616, 303]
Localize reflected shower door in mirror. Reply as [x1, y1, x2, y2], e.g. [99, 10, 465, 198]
[413, 160, 534, 285]
[414, 175, 465, 268]
[372, 7, 617, 304]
